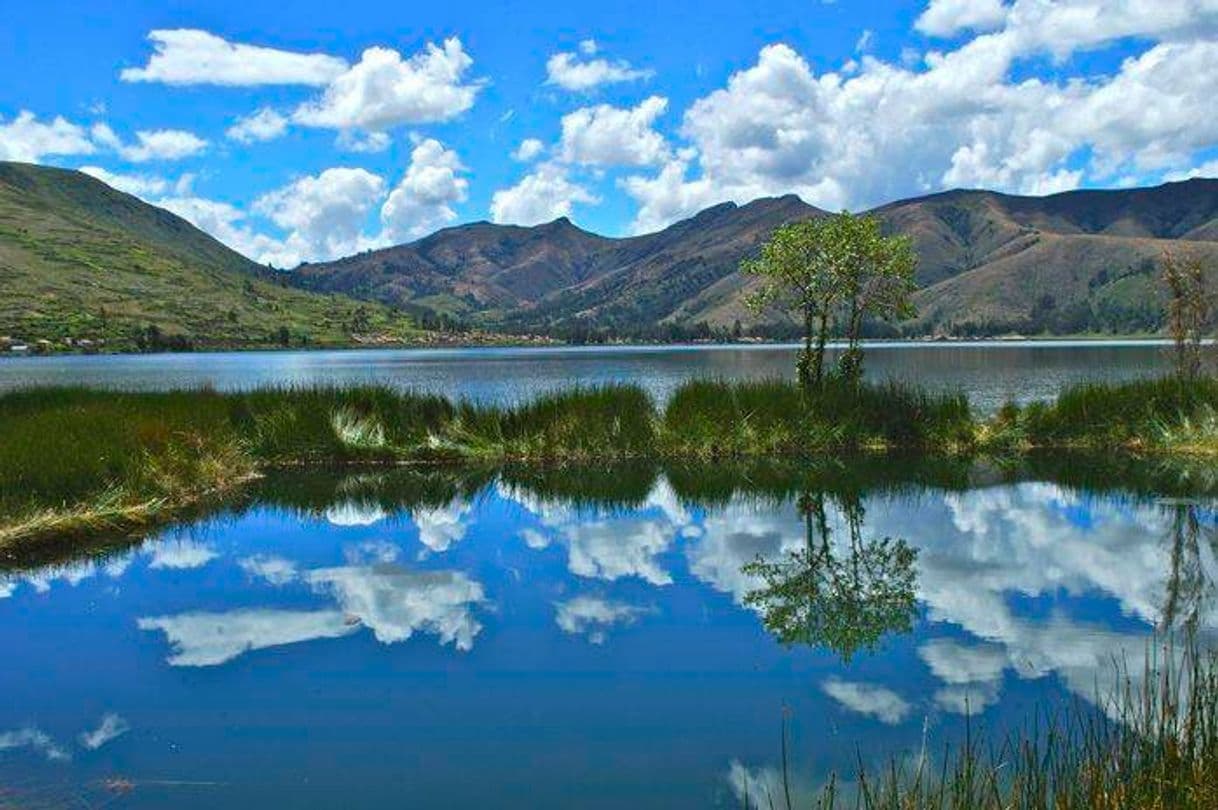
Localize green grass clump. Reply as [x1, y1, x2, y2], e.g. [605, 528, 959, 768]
[661, 379, 973, 457]
[1011, 376, 1218, 453]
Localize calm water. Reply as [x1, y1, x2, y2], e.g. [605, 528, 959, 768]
[0, 341, 1170, 411]
[2, 460, 1215, 807]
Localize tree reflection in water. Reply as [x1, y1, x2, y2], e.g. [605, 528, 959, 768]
[742, 491, 918, 663]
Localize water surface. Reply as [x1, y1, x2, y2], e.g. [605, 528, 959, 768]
[1, 459, 1213, 807]
[0, 341, 1169, 411]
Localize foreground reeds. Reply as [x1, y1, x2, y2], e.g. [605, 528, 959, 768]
[2, 375, 1217, 547]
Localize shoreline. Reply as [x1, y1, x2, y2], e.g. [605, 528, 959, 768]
[0, 334, 1180, 361]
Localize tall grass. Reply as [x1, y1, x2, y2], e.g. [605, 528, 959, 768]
[1008, 376, 1218, 453]
[3, 374, 1217, 546]
[661, 379, 974, 457]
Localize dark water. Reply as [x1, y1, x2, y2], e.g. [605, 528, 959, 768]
[1, 459, 1214, 807]
[0, 341, 1170, 411]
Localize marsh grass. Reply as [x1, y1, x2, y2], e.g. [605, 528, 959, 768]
[3, 374, 1217, 547]
[751, 641, 1218, 810]
[1014, 376, 1218, 453]
[661, 379, 973, 457]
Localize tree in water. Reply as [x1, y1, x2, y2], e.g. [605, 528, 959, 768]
[742, 489, 919, 663]
[742, 213, 917, 388]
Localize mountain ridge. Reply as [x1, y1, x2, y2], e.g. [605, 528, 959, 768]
[295, 177, 1218, 338]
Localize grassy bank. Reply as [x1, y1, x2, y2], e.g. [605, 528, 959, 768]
[2, 375, 1217, 547]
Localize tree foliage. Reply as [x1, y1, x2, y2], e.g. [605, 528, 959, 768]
[742, 213, 917, 387]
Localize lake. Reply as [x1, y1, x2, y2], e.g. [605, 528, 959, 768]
[0, 343, 1203, 806]
[1, 458, 1214, 807]
[0, 340, 1171, 411]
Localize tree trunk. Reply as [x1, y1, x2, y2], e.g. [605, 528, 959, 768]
[813, 310, 830, 386]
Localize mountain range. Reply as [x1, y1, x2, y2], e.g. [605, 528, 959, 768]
[3, 159, 1217, 350]
[293, 177, 1218, 339]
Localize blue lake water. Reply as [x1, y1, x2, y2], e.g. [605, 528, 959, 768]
[0, 341, 1170, 411]
[1, 460, 1213, 807]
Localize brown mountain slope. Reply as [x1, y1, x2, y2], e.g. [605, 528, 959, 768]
[292, 178, 1218, 338]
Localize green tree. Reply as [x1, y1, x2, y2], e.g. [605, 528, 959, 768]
[837, 215, 917, 381]
[743, 213, 916, 387]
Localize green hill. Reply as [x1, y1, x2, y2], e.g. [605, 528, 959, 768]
[0, 161, 422, 352]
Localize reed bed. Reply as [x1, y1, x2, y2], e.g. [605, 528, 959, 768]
[2, 375, 1217, 547]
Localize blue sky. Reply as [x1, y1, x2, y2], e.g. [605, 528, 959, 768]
[2, 0, 1217, 267]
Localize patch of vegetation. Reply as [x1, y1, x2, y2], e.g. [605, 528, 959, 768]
[4, 374, 1218, 548]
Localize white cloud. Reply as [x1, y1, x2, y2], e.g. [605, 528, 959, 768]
[238, 554, 299, 586]
[381, 138, 469, 242]
[226, 108, 289, 144]
[0, 727, 70, 762]
[336, 130, 391, 153]
[512, 137, 545, 162]
[157, 194, 284, 264]
[558, 96, 670, 167]
[622, 2, 1218, 231]
[489, 162, 598, 226]
[293, 38, 481, 131]
[915, 0, 1009, 37]
[306, 564, 485, 651]
[138, 609, 356, 666]
[0, 111, 96, 161]
[823, 678, 913, 725]
[411, 499, 472, 552]
[92, 124, 208, 163]
[554, 595, 652, 644]
[545, 43, 653, 92]
[252, 167, 387, 266]
[146, 539, 218, 570]
[121, 29, 348, 86]
[324, 501, 388, 527]
[79, 165, 169, 197]
[78, 713, 130, 750]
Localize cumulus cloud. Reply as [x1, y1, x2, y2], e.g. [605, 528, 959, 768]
[336, 130, 392, 153]
[293, 38, 481, 131]
[92, 124, 207, 163]
[324, 501, 389, 527]
[121, 29, 348, 86]
[306, 564, 485, 651]
[545, 40, 654, 92]
[381, 138, 469, 242]
[554, 595, 653, 644]
[489, 162, 598, 226]
[226, 108, 289, 144]
[239, 554, 299, 586]
[621, 2, 1218, 231]
[512, 137, 545, 162]
[411, 500, 472, 552]
[822, 678, 913, 725]
[0, 111, 96, 161]
[138, 609, 356, 666]
[146, 539, 219, 570]
[78, 713, 130, 750]
[558, 96, 670, 167]
[915, 0, 1009, 37]
[252, 166, 387, 266]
